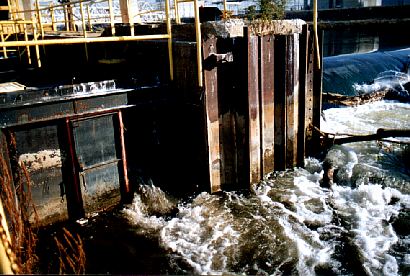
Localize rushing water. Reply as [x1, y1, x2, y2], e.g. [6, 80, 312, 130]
[39, 47, 410, 275]
[115, 97, 410, 275]
[109, 45, 410, 275]
[109, 46, 410, 275]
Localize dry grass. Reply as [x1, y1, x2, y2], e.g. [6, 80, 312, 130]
[1, 132, 87, 274]
[55, 227, 86, 274]
[0, 134, 38, 273]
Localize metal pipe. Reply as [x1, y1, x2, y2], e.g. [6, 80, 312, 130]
[64, 5, 69, 31]
[79, 1, 87, 37]
[87, 5, 92, 31]
[174, 0, 181, 24]
[108, 0, 115, 35]
[35, 0, 44, 38]
[65, 118, 84, 217]
[194, 0, 203, 87]
[23, 23, 31, 64]
[223, 0, 227, 18]
[50, 4, 57, 31]
[0, 25, 7, 59]
[0, 34, 171, 47]
[313, 0, 320, 69]
[31, 14, 41, 68]
[118, 111, 130, 195]
[128, 0, 134, 36]
[165, 0, 174, 81]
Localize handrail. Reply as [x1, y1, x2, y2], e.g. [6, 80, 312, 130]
[0, 0, 205, 87]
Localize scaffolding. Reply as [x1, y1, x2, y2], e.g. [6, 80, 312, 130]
[0, 0, 208, 86]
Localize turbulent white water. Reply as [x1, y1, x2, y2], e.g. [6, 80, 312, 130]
[122, 101, 410, 275]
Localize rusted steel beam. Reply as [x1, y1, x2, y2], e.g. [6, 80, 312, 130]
[65, 117, 84, 219]
[302, 25, 315, 158]
[202, 36, 221, 193]
[118, 110, 130, 201]
[259, 34, 275, 175]
[312, 29, 323, 155]
[298, 25, 310, 162]
[285, 34, 299, 168]
[247, 32, 261, 183]
[274, 35, 287, 171]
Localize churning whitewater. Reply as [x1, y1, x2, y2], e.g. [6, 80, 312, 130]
[121, 99, 410, 275]
[122, 58, 410, 276]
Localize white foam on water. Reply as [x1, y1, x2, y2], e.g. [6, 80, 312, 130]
[254, 173, 338, 275]
[160, 192, 240, 274]
[332, 184, 408, 275]
[322, 101, 410, 135]
[122, 193, 167, 230]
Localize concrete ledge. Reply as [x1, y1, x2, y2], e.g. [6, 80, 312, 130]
[201, 19, 306, 39]
[202, 19, 245, 38]
[248, 19, 306, 36]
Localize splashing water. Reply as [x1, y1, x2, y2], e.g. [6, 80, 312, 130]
[120, 99, 410, 275]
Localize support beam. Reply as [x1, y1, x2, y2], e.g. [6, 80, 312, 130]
[203, 36, 221, 193]
[259, 34, 275, 175]
[247, 32, 261, 183]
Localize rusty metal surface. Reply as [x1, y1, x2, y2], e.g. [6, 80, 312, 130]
[203, 36, 221, 193]
[118, 111, 130, 200]
[285, 34, 299, 168]
[72, 114, 121, 214]
[13, 124, 69, 224]
[260, 34, 275, 175]
[312, 29, 324, 156]
[0, 92, 130, 128]
[247, 33, 261, 184]
[274, 35, 287, 171]
[298, 25, 314, 164]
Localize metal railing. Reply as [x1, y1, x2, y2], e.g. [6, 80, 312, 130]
[0, 0, 207, 87]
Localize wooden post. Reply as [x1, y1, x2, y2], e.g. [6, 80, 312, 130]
[259, 34, 275, 175]
[247, 31, 261, 183]
[203, 36, 221, 193]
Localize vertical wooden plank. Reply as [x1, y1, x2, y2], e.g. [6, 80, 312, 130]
[260, 34, 275, 175]
[247, 32, 261, 183]
[285, 34, 299, 168]
[203, 36, 221, 193]
[274, 35, 287, 171]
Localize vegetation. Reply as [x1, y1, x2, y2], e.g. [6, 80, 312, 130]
[0, 134, 86, 274]
[245, 0, 287, 20]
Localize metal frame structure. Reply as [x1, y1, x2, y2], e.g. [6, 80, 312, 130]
[0, 0, 206, 87]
